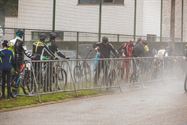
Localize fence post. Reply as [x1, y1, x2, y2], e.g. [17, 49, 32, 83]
[160, 0, 163, 42]
[76, 32, 79, 65]
[117, 34, 120, 42]
[181, 0, 184, 42]
[133, 0, 137, 42]
[170, 0, 175, 42]
[52, 0, 56, 31]
[98, 0, 102, 42]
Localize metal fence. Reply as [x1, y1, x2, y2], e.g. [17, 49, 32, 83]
[22, 56, 185, 96]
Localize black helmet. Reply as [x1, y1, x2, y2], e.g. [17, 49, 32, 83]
[102, 36, 108, 44]
[16, 29, 24, 38]
[39, 33, 47, 41]
[49, 32, 57, 39]
[2, 40, 8, 47]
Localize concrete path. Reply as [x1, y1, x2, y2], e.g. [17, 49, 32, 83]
[0, 79, 187, 125]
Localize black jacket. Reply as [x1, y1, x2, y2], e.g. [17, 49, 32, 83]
[132, 42, 145, 57]
[14, 39, 32, 63]
[95, 42, 118, 58]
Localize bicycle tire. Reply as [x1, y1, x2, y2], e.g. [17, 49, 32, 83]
[0, 84, 2, 98]
[82, 62, 91, 82]
[73, 65, 82, 82]
[21, 68, 34, 94]
[0, 72, 2, 97]
[11, 77, 20, 98]
[184, 75, 187, 92]
[57, 68, 67, 90]
[108, 69, 116, 86]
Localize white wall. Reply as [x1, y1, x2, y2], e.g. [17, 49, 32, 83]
[5, 0, 181, 41]
[56, 0, 140, 35]
[5, 0, 53, 29]
[143, 0, 161, 36]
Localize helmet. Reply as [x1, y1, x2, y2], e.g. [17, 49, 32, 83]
[2, 40, 8, 47]
[102, 36, 108, 44]
[16, 29, 24, 38]
[49, 32, 57, 39]
[39, 33, 47, 41]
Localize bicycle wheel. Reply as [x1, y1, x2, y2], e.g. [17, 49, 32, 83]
[21, 68, 34, 94]
[73, 65, 82, 82]
[0, 83, 2, 98]
[184, 75, 187, 92]
[108, 69, 116, 86]
[11, 77, 20, 98]
[82, 62, 91, 82]
[57, 68, 67, 90]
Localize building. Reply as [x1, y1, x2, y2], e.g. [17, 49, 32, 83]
[1, 0, 186, 42]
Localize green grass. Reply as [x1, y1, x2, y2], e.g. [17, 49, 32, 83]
[0, 90, 99, 111]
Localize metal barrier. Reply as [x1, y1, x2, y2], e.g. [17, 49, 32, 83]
[24, 56, 186, 96]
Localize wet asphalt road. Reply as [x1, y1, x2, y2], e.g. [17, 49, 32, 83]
[0, 79, 187, 125]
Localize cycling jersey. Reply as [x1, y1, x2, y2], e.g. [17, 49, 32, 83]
[0, 48, 14, 70]
[9, 37, 31, 72]
[32, 40, 46, 60]
[41, 42, 66, 60]
[120, 42, 134, 57]
[9, 36, 20, 55]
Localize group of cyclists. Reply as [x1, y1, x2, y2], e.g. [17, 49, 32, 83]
[1, 29, 187, 99]
[93, 37, 150, 85]
[0, 29, 68, 99]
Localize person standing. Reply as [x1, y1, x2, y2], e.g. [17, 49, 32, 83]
[94, 36, 118, 85]
[32, 33, 48, 60]
[42, 32, 67, 59]
[9, 29, 32, 73]
[119, 40, 134, 80]
[0, 40, 14, 99]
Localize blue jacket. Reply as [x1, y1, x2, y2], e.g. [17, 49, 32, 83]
[0, 48, 14, 70]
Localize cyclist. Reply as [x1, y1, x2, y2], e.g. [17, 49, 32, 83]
[33, 32, 68, 92]
[0, 40, 14, 99]
[42, 32, 67, 60]
[131, 38, 145, 82]
[32, 33, 52, 91]
[142, 40, 150, 57]
[9, 29, 32, 73]
[132, 38, 145, 57]
[32, 33, 51, 60]
[94, 36, 118, 85]
[118, 40, 134, 81]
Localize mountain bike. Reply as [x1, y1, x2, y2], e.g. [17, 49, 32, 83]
[129, 57, 143, 84]
[52, 60, 67, 91]
[33, 60, 67, 92]
[11, 60, 33, 97]
[73, 50, 92, 83]
[108, 58, 122, 87]
[36, 47, 68, 92]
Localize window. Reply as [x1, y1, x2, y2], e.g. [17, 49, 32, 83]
[5, 0, 18, 17]
[104, 0, 113, 3]
[78, 0, 124, 5]
[79, 0, 99, 4]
